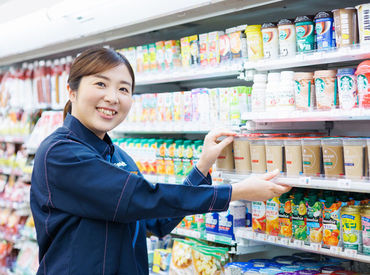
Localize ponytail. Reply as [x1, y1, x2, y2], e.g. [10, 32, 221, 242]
[63, 100, 72, 120]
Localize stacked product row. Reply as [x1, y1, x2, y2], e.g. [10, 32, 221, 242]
[225, 253, 368, 275]
[217, 134, 370, 179]
[114, 138, 203, 177]
[127, 86, 251, 127]
[0, 57, 72, 110]
[251, 60, 370, 113]
[252, 189, 370, 255]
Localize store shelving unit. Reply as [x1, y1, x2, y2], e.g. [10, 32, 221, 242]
[243, 44, 370, 71]
[235, 227, 370, 264]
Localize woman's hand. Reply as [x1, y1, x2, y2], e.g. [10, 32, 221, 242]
[196, 129, 237, 176]
[231, 169, 292, 201]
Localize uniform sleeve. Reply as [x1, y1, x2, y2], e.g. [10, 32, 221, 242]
[38, 141, 231, 224]
[145, 166, 213, 237]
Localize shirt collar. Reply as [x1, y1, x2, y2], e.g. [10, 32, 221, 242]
[63, 113, 115, 158]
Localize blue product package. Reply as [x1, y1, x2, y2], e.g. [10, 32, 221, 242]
[276, 273, 295, 275]
[295, 270, 317, 275]
[273, 256, 297, 265]
[268, 262, 284, 268]
[314, 11, 335, 50]
[281, 265, 303, 272]
[205, 212, 218, 233]
[292, 252, 320, 261]
[260, 267, 284, 274]
[242, 266, 261, 274]
[248, 259, 270, 268]
[218, 211, 234, 239]
[293, 260, 322, 270]
[320, 266, 344, 273]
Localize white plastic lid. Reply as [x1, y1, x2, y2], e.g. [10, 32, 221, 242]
[254, 74, 267, 82]
[268, 72, 280, 82]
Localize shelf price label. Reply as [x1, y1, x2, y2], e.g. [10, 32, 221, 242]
[242, 230, 254, 239]
[344, 249, 357, 257]
[293, 239, 304, 247]
[277, 238, 290, 246]
[267, 235, 277, 243]
[337, 179, 351, 189]
[299, 177, 311, 186]
[329, 246, 342, 255]
[255, 233, 266, 241]
[310, 243, 321, 251]
[206, 234, 216, 242]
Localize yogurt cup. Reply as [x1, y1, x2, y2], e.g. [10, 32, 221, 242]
[302, 138, 322, 176]
[314, 70, 338, 110]
[233, 135, 252, 173]
[342, 138, 366, 179]
[265, 138, 285, 172]
[284, 138, 303, 176]
[249, 138, 267, 173]
[294, 72, 315, 111]
[322, 138, 344, 177]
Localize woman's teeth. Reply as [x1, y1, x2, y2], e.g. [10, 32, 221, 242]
[97, 108, 116, 116]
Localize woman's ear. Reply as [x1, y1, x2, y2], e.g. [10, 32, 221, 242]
[67, 84, 77, 103]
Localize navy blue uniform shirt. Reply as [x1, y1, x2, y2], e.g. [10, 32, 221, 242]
[30, 114, 232, 275]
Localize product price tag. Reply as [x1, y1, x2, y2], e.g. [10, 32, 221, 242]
[255, 233, 266, 241]
[277, 238, 290, 246]
[310, 243, 321, 251]
[344, 249, 357, 257]
[267, 235, 277, 243]
[243, 230, 254, 239]
[299, 177, 311, 186]
[337, 179, 351, 189]
[206, 234, 216, 242]
[192, 231, 201, 239]
[293, 240, 304, 247]
[329, 246, 342, 255]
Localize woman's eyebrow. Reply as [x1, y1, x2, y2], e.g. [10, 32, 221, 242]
[94, 74, 132, 86]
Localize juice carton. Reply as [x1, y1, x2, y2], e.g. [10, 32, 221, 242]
[173, 92, 184, 123]
[174, 140, 184, 177]
[219, 30, 232, 62]
[322, 192, 341, 248]
[205, 212, 219, 234]
[135, 46, 144, 73]
[156, 93, 166, 122]
[279, 192, 293, 238]
[122, 47, 137, 74]
[252, 201, 266, 233]
[218, 211, 235, 240]
[199, 33, 208, 66]
[164, 139, 175, 176]
[180, 36, 191, 67]
[219, 88, 230, 123]
[142, 45, 150, 72]
[183, 91, 193, 122]
[148, 43, 157, 71]
[141, 94, 150, 122]
[183, 140, 194, 176]
[156, 139, 166, 175]
[164, 40, 181, 70]
[189, 35, 200, 65]
[292, 191, 307, 241]
[195, 214, 206, 232]
[208, 88, 220, 123]
[229, 87, 241, 125]
[148, 93, 157, 122]
[192, 89, 210, 124]
[266, 197, 280, 236]
[140, 139, 150, 174]
[208, 31, 222, 65]
[191, 89, 201, 122]
[306, 191, 323, 244]
[164, 93, 173, 122]
[147, 139, 157, 175]
[155, 41, 166, 71]
[192, 140, 203, 167]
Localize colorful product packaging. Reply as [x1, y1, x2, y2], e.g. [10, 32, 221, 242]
[278, 19, 296, 57]
[355, 60, 370, 108]
[189, 35, 200, 65]
[219, 30, 232, 62]
[295, 15, 315, 53]
[306, 191, 323, 244]
[361, 205, 370, 255]
[322, 193, 341, 248]
[292, 191, 307, 241]
[337, 68, 358, 110]
[198, 33, 208, 66]
[208, 31, 222, 65]
[165, 40, 181, 69]
[266, 197, 280, 236]
[218, 211, 234, 239]
[252, 201, 266, 233]
[245, 25, 264, 60]
[180, 36, 191, 67]
[262, 22, 279, 59]
[205, 212, 219, 234]
[341, 205, 362, 251]
[148, 43, 157, 71]
[155, 41, 166, 71]
[314, 11, 336, 50]
[183, 91, 193, 122]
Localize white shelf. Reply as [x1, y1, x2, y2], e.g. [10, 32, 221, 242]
[219, 171, 370, 193]
[0, 136, 27, 144]
[113, 122, 213, 134]
[242, 109, 370, 122]
[136, 61, 243, 85]
[244, 44, 370, 71]
[235, 228, 370, 264]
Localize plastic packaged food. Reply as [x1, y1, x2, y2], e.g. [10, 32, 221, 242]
[294, 72, 315, 111]
[314, 70, 338, 110]
[216, 139, 234, 171]
[322, 138, 344, 177]
[343, 138, 366, 179]
[332, 8, 358, 47]
[355, 60, 370, 108]
[302, 138, 322, 176]
[250, 138, 267, 173]
[285, 138, 303, 176]
[337, 68, 358, 110]
[233, 135, 252, 173]
[265, 138, 284, 172]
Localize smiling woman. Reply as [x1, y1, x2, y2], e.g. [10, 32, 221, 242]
[30, 47, 290, 275]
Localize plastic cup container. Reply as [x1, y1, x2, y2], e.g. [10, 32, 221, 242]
[294, 72, 315, 111]
[314, 70, 338, 110]
[249, 138, 267, 173]
[233, 135, 252, 173]
[343, 138, 366, 179]
[321, 138, 344, 177]
[332, 8, 358, 47]
[284, 138, 303, 176]
[337, 68, 358, 110]
[278, 19, 296, 57]
[355, 60, 370, 109]
[265, 138, 284, 172]
[262, 22, 279, 59]
[355, 4, 370, 45]
[216, 138, 234, 171]
[301, 138, 322, 176]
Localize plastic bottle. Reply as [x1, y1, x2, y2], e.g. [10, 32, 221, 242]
[262, 22, 279, 59]
[245, 25, 264, 60]
[278, 71, 296, 111]
[278, 19, 296, 57]
[251, 74, 267, 112]
[265, 72, 280, 112]
[295, 15, 315, 53]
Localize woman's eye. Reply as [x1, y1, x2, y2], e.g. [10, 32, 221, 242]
[95, 82, 106, 88]
[119, 87, 129, 93]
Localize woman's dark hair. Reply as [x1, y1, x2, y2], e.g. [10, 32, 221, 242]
[63, 47, 135, 120]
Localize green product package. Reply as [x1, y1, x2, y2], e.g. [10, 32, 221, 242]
[305, 191, 323, 244]
[295, 17, 315, 52]
[292, 191, 307, 241]
[174, 140, 184, 176]
[183, 140, 194, 176]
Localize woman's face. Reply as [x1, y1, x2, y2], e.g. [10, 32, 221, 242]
[69, 64, 133, 139]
